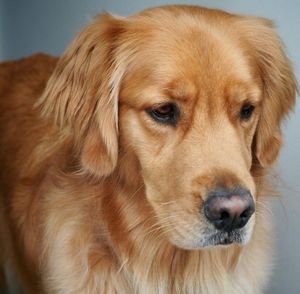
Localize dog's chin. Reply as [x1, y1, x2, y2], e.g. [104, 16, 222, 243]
[168, 228, 253, 250]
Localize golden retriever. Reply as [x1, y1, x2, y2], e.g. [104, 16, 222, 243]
[0, 5, 297, 294]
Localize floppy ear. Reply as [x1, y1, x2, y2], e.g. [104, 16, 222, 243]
[238, 17, 297, 167]
[38, 13, 128, 177]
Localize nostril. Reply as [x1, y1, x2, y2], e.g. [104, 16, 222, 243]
[220, 210, 230, 220]
[240, 208, 251, 219]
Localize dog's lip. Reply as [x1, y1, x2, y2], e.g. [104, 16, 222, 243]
[205, 230, 244, 247]
[211, 237, 235, 247]
[218, 237, 234, 245]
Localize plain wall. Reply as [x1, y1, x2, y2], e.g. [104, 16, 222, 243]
[1, 1, 299, 293]
[0, 0, 5, 58]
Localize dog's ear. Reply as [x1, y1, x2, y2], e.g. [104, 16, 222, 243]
[38, 13, 128, 177]
[238, 17, 297, 168]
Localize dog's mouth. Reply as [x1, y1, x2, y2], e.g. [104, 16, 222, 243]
[163, 221, 253, 250]
[203, 229, 249, 247]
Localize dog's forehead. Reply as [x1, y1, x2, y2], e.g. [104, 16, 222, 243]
[122, 16, 255, 108]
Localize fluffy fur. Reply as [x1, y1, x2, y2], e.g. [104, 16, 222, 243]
[0, 5, 297, 294]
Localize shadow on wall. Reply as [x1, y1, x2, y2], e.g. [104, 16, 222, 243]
[1, 262, 24, 294]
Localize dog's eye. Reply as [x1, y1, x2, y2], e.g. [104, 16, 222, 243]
[240, 104, 255, 120]
[147, 103, 180, 125]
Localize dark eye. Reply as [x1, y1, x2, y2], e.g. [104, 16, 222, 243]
[147, 102, 180, 125]
[240, 104, 255, 120]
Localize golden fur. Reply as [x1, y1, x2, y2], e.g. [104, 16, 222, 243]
[0, 5, 297, 294]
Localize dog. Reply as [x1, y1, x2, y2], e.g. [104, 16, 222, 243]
[0, 5, 297, 294]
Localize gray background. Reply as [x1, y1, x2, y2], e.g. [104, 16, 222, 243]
[0, 0, 299, 293]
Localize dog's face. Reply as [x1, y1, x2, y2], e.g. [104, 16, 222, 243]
[119, 17, 259, 248]
[40, 6, 296, 249]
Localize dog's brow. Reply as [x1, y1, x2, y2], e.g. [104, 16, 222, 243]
[164, 82, 197, 103]
[227, 83, 261, 105]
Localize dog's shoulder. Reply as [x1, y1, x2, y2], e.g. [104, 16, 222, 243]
[0, 53, 58, 90]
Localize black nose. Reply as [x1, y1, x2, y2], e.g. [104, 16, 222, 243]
[204, 188, 255, 232]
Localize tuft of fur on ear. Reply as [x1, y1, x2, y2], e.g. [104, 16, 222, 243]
[38, 13, 128, 177]
[238, 17, 298, 168]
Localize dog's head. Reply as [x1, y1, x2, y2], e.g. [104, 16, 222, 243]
[40, 6, 297, 249]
